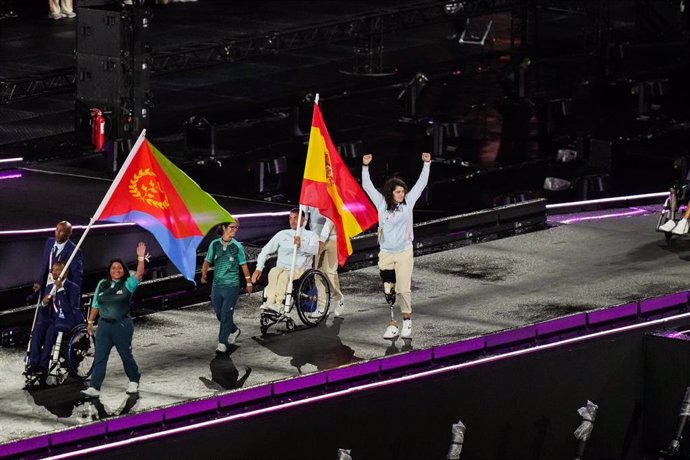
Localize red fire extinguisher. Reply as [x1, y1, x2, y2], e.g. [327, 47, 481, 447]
[90, 108, 106, 152]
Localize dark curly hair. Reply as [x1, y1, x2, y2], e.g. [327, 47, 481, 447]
[106, 258, 131, 282]
[383, 177, 408, 212]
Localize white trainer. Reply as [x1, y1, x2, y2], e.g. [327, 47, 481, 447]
[672, 219, 690, 235]
[216, 342, 227, 353]
[383, 323, 400, 340]
[334, 299, 345, 317]
[126, 381, 139, 395]
[228, 328, 241, 345]
[401, 319, 412, 339]
[308, 309, 324, 319]
[81, 387, 100, 398]
[659, 220, 677, 232]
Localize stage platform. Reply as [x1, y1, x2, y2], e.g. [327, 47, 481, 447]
[0, 204, 686, 452]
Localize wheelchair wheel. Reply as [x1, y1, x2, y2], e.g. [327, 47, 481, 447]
[66, 324, 95, 380]
[295, 269, 331, 327]
[260, 315, 272, 335]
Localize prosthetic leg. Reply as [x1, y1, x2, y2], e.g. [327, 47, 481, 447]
[380, 269, 396, 305]
[380, 269, 399, 340]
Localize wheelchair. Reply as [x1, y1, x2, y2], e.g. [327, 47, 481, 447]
[24, 322, 96, 388]
[259, 268, 331, 335]
[656, 182, 688, 241]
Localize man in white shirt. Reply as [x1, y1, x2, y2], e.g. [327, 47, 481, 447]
[251, 208, 319, 312]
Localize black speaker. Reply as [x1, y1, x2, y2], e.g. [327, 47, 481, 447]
[76, 6, 124, 57]
[76, 54, 128, 104]
[75, 4, 150, 144]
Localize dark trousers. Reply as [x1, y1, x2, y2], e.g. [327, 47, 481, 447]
[89, 316, 139, 390]
[211, 285, 239, 346]
[29, 320, 58, 370]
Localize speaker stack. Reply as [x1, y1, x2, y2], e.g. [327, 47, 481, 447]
[75, 2, 150, 147]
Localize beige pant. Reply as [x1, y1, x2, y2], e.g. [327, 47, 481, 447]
[49, 0, 73, 15]
[315, 238, 343, 310]
[264, 266, 305, 305]
[377, 248, 414, 315]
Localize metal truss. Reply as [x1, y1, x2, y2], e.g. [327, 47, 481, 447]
[0, 0, 538, 103]
[0, 68, 75, 104]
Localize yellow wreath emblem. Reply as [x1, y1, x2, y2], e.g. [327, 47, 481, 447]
[128, 168, 170, 210]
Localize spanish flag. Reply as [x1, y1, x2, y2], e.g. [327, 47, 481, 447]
[300, 102, 378, 266]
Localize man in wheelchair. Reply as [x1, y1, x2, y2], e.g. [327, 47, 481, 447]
[658, 181, 690, 235]
[25, 261, 83, 383]
[251, 208, 319, 314]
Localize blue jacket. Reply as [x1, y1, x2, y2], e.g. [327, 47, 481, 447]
[37, 279, 83, 332]
[36, 238, 83, 290]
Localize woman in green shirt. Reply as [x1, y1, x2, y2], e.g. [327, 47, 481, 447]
[201, 222, 252, 353]
[81, 242, 147, 399]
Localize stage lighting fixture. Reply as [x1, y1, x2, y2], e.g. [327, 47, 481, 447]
[574, 400, 598, 460]
[458, 18, 493, 46]
[446, 419, 466, 459]
[255, 156, 288, 197]
[398, 72, 429, 119]
[544, 177, 572, 192]
[337, 140, 364, 160]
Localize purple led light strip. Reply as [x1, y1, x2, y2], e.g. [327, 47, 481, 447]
[546, 191, 666, 210]
[46, 310, 690, 459]
[0, 171, 22, 180]
[557, 208, 648, 224]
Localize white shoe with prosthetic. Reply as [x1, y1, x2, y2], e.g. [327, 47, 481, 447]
[383, 322, 399, 340]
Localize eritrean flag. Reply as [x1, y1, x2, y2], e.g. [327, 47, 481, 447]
[300, 102, 378, 266]
[95, 134, 234, 282]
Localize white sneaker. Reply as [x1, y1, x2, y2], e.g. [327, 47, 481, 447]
[216, 342, 227, 353]
[334, 299, 345, 317]
[62, 11, 76, 18]
[383, 323, 399, 340]
[228, 328, 241, 345]
[401, 319, 412, 339]
[659, 220, 677, 232]
[672, 219, 690, 235]
[126, 381, 139, 394]
[81, 387, 100, 398]
[49, 12, 65, 19]
[308, 309, 324, 319]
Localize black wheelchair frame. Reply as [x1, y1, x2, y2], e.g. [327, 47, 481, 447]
[259, 268, 332, 335]
[24, 322, 96, 388]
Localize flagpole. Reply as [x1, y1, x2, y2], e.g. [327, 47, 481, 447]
[28, 130, 148, 363]
[57, 130, 148, 282]
[285, 93, 324, 310]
